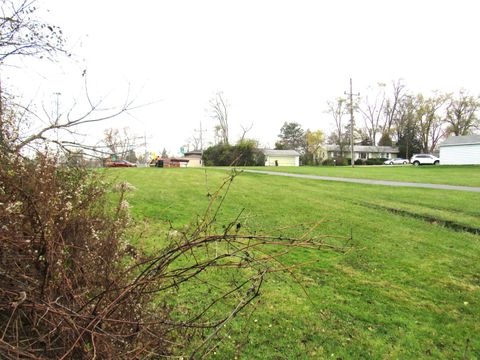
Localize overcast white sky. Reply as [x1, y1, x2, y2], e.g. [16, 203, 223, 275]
[4, 0, 480, 155]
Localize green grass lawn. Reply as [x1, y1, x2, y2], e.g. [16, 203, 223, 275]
[241, 165, 480, 187]
[107, 167, 479, 359]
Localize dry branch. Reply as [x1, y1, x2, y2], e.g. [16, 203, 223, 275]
[0, 152, 348, 358]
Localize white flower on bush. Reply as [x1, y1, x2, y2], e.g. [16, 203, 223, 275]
[64, 201, 73, 212]
[119, 200, 130, 211]
[5, 201, 23, 214]
[91, 228, 100, 241]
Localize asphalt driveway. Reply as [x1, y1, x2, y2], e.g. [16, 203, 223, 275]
[240, 169, 480, 193]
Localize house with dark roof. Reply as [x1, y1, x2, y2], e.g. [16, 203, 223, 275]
[325, 145, 399, 161]
[439, 135, 480, 165]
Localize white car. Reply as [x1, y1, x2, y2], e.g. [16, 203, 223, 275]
[410, 154, 440, 166]
[384, 158, 409, 165]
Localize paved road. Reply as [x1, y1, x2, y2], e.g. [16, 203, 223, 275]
[239, 169, 480, 193]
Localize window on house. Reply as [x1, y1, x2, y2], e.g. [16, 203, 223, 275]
[360, 152, 367, 159]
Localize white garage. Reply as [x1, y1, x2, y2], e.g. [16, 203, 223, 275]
[439, 135, 480, 165]
[263, 149, 300, 166]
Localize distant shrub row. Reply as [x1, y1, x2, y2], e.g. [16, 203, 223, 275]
[321, 157, 388, 166]
[321, 157, 349, 166]
[356, 158, 388, 165]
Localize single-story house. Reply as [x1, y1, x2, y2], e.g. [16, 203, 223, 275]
[183, 151, 203, 167]
[325, 145, 399, 160]
[439, 135, 480, 165]
[263, 149, 300, 166]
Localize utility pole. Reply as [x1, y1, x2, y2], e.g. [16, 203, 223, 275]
[199, 121, 204, 151]
[345, 78, 359, 168]
[194, 121, 207, 166]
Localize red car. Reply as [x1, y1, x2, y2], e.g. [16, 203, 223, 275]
[105, 160, 137, 168]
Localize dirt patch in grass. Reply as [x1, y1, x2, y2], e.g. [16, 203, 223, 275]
[359, 202, 480, 236]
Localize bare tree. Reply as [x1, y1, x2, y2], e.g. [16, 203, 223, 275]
[209, 91, 229, 144]
[428, 115, 445, 153]
[445, 90, 480, 136]
[326, 97, 349, 156]
[102, 127, 142, 160]
[416, 92, 448, 153]
[186, 135, 201, 151]
[381, 79, 405, 136]
[392, 94, 419, 156]
[6, 80, 142, 156]
[359, 83, 386, 146]
[239, 122, 253, 142]
[0, 1, 152, 159]
[1, 0, 66, 149]
[0, 0, 65, 62]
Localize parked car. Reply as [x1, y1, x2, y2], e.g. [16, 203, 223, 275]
[410, 154, 440, 166]
[105, 160, 137, 168]
[384, 158, 409, 165]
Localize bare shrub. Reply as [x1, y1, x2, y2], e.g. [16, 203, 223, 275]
[0, 152, 347, 359]
[0, 152, 171, 358]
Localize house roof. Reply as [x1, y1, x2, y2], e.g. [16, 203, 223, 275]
[184, 150, 202, 156]
[439, 135, 480, 147]
[325, 145, 399, 153]
[262, 149, 300, 156]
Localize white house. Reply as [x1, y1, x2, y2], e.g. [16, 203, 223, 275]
[183, 151, 203, 167]
[263, 149, 300, 166]
[325, 145, 399, 160]
[439, 135, 480, 165]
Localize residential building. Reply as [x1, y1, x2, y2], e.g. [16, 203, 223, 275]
[325, 145, 399, 160]
[263, 149, 300, 166]
[439, 135, 480, 165]
[183, 151, 203, 167]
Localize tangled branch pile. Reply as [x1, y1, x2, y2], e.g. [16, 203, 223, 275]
[0, 152, 169, 358]
[0, 149, 346, 359]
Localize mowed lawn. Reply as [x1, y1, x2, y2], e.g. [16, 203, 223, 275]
[243, 165, 480, 187]
[107, 167, 479, 359]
